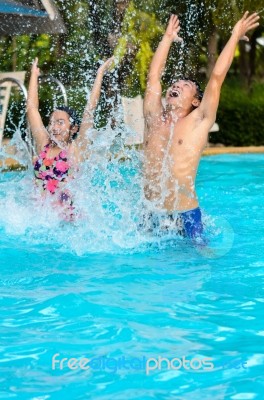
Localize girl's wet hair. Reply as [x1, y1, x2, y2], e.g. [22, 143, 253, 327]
[55, 106, 81, 139]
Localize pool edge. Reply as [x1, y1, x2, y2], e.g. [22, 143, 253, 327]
[1, 146, 264, 171]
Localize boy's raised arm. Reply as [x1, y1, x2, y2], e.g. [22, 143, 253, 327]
[144, 14, 182, 118]
[198, 12, 260, 127]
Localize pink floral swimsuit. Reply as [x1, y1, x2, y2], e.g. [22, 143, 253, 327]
[34, 143, 75, 218]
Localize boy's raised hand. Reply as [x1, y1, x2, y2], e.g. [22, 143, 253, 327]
[233, 11, 260, 42]
[164, 14, 183, 43]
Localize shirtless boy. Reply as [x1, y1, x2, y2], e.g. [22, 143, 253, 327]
[143, 12, 259, 239]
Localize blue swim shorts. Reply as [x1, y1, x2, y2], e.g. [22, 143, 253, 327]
[142, 207, 203, 240]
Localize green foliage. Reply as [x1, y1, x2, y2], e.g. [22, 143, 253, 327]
[114, 1, 163, 93]
[1, 0, 264, 145]
[210, 82, 264, 146]
[114, 0, 264, 95]
[0, 34, 54, 73]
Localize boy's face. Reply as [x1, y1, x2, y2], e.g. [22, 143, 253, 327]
[165, 80, 199, 110]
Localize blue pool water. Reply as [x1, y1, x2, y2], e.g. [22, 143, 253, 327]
[0, 154, 264, 399]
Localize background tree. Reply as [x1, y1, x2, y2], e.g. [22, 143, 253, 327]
[0, 0, 263, 144]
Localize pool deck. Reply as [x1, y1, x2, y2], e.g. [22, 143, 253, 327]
[1, 145, 264, 171]
[203, 145, 264, 156]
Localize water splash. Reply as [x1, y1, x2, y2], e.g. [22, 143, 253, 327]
[0, 1, 238, 257]
[0, 133, 234, 258]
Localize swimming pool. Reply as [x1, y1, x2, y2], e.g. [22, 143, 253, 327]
[0, 154, 263, 399]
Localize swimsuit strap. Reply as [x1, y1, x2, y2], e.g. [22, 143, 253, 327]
[43, 143, 66, 161]
[42, 143, 51, 156]
[44, 143, 50, 150]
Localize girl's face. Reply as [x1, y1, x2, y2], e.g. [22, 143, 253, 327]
[48, 110, 72, 147]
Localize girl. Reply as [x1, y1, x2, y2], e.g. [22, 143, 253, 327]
[27, 56, 114, 219]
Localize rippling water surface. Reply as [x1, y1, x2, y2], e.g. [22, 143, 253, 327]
[0, 154, 264, 399]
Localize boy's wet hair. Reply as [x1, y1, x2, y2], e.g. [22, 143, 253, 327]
[181, 77, 204, 101]
[55, 105, 81, 139]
